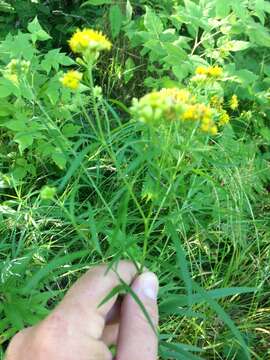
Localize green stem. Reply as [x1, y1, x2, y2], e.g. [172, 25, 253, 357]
[88, 65, 105, 143]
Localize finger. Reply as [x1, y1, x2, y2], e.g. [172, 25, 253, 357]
[47, 260, 137, 340]
[116, 272, 159, 360]
[105, 297, 122, 324]
[102, 323, 119, 346]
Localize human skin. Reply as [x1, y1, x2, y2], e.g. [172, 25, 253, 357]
[5, 260, 159, 360]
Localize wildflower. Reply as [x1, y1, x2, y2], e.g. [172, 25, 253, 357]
[5, 73, 18, 84]
[195, 66, 208, 75]
[209, 125, 218, 135]
[130, 91, 169, 124]
[193, 66, 223, 83]
[200, 122, 218, 136]
[207, 66, 223, 77]
[160, 88, 193, 104]
[69, 28, 112, 55]
[60, 70, 83, 90]
[182, 105, 198, 121]
[197, 104, 212, 119]
[219, 110, 230, 125]
[230, 94, 239, 110]
[210, 95, 224, 109]
[4, 59, 30, 84]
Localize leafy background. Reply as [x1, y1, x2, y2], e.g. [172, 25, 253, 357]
[0, 0, 270, 359]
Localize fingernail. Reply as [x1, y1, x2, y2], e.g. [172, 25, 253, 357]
[135, 272, 159, 300]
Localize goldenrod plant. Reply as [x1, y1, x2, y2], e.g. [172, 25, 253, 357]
[0, 2, 270, 360]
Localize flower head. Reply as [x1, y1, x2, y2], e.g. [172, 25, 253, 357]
[219, 110, 230, 125]
[195, 66, 209, 76]
[195, 65, 223, 78]
[131, 88, 221, 136]
[207, 66, 223, 77]
[230, 94, 239, 110]
[60, 70, 83, 90]
[4, 59, 30, 84]
[210, 95, 224, 109]
[160, 88, 193, 104]
[130, 91, 170, 124]
[69, 28, 112, 55]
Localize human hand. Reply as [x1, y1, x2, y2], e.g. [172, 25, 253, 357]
[6, 261, 159, 360]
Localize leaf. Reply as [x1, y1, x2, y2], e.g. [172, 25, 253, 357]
[3, 303, 24, 330]
[229, 40, 251, 51]
[98, 284, 126, 307]
[216, 0, 231, 17]
[62, 124, 81, 138]
[109, 5, 123, 38]
[160, 346, 203, 360]
[247, 23, 270, 47]
[163, 43, 187, 64]
[0, 32, 35, 60]
[52, 151, 66, 169]
[161, 341, 203, 353]
[22, 250, 88, 293]
[58, 143, 93, 191]
[41, 49, 74, 74]
[160, 287, 257, 310]
[40, 186, 56, 200]
[4, 119, 28, 132]
[0, 77, 20, 97]
[123, 57, 135, 83]
[0, 84, 12, 98]
[81, 0, 112, 6]
[166, 221, 193, 306]
[172, 63, 190, 81]
[192, 282, 251, 359]
[144, 6, 163, 36]
[14, 133, 34, 153]
[125, 0, 133, 22]
[27, 16, 51, 42]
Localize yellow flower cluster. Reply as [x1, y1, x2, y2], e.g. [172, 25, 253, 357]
[195, 65, 223, 78]
[210, 95, 224, 110]
[130, 90, 175, 124]
[230, 94, 239, 110]
[60, 70, 83, 90]
[159, 88, 194, 104]
[131, 88, 220, 135]
[219, 110, 230, 125]
[4, 59, 30, 84]
[69, 28, 112, 55]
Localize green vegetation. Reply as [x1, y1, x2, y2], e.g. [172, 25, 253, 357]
[0, 0, 270, 359]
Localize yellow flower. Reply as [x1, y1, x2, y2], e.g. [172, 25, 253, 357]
[230, 94, 239, 110]
[160, 88, 192, 104]
[207, 66, 223, 77]
[195, 66, 223, 79]
[195, 66, 208, 75]
[69, 28, 112, 54]
[210, 95, 224, 109]
[219, 111, 230, 125]
[200, 122, 218, 135]
[130, 91, 169, 124]
[60, 70, 83, 90]
[5, 73, 18, 84]
[197, 104, 212, 119]
[182, 105, 198, 121]
[209, 125, 218, 135]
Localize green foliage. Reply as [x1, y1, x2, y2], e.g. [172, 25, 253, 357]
[1, 1, 270, 360]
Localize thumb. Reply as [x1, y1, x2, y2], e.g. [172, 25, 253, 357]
[116, 272, 159, 360]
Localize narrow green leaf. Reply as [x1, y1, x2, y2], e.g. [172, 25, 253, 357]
[109, 5, 123, 38]
[166, 221, 193, 306]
